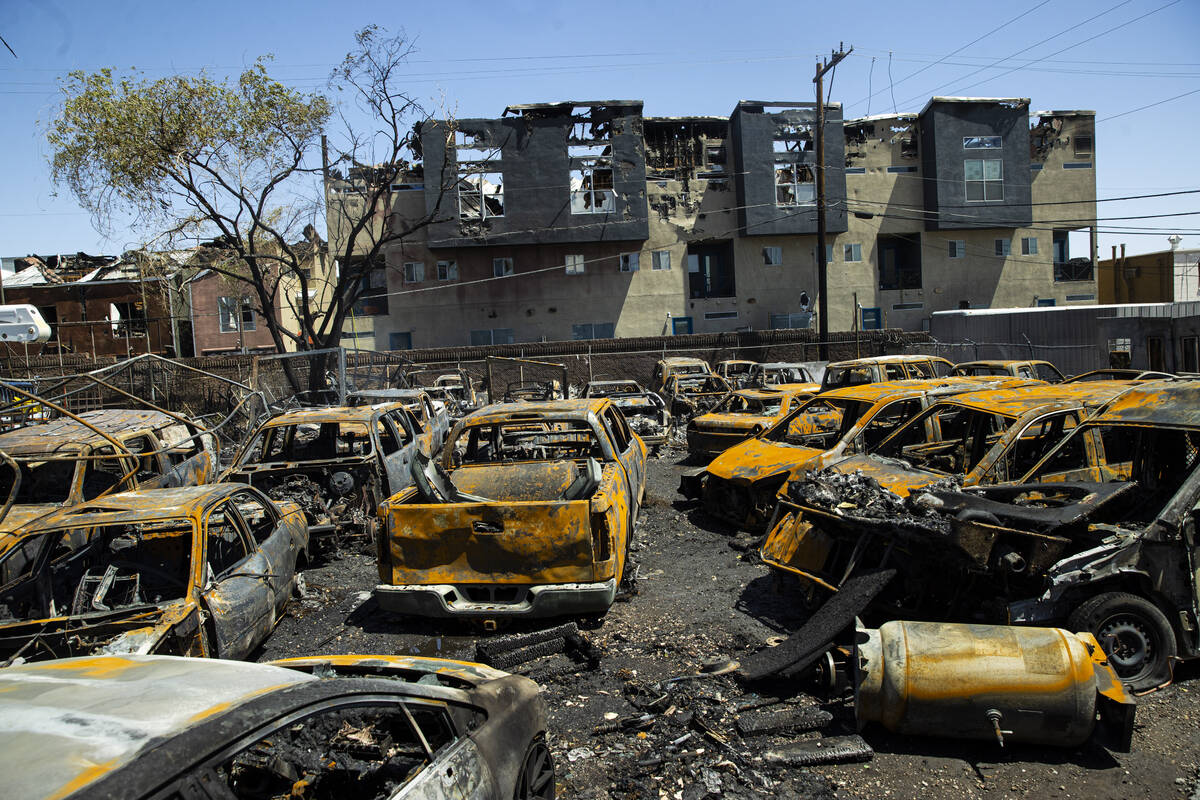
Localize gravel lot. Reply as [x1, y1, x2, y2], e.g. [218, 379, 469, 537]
[258, 448, 1200, 800]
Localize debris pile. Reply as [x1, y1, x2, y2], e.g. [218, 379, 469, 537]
[475, 622, 600, 682]
[579, 673, 845, 799]
[786, 468, 958, 533]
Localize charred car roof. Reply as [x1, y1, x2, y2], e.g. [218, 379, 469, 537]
[1089, 380, 1200, 428]
[0, 410, 189, 455]
[825, 355, 951, 368]
[13, 484, 246, 530]
[939, 382, 1132, 415]
[258, 402, 408, 427]
[465, 398, 610, 423]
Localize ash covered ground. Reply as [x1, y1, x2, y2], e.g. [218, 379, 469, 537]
[258, 449, 1200, 800]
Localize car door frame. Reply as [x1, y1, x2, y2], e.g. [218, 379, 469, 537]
[198, 497, 276, 660]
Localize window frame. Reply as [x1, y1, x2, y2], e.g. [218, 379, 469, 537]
[651, 250, 671, 271]
[1021, 237, 1038, 256]
[762, 246, 783, 266]
[964, 158, 1003, 202]
[843, 243, 862, 263]
[436, 260, 458, 281]
[619, 252, 640, 273]
[402, 262, 425, 284]
[995, 238, 1012, 257]
[492, 258, 514, 278]
[564, 254, 586, 275]
[217, 296, 256, 334]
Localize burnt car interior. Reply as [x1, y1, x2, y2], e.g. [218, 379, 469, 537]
[217, 701, 455, 800]
[0, 522, 191, 622]
[715, 394, 784, 416]
[248, 422, 385, 464]
[874, 405, 1013, 475]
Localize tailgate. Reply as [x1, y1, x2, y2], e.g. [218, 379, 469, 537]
[385, 499, 597, 585]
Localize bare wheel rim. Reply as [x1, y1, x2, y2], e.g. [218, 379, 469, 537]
[516, 740, 554, 800]
[1098, 614, 1154, 678]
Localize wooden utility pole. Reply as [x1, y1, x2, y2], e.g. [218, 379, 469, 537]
[814, 42, 852, 359]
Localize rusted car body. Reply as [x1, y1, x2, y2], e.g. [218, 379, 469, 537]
[376, 398, 647, 619]
[715, 359, 757, 388]
[951, 359, 1065, 382]
[222, 402, 425, 546]
[0, 484, 307, 662]
[650, 356, 712, 395]
[761, 382, 1133, 581]
[819, 355, 953, 392]
[686, 387, 814, 457]
[350, 387, 450, 453]
[0, 409, 216, 536]
[662, 372, 733, 418]
[582, 380, 672, 447]
[0, 653, 551, 800]
[747, 362, 817, 388]
[764, 381, 1200, 690]
[680, 378, 1031, 531]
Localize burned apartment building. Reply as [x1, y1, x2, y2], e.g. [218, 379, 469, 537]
[361, 97, 1097, 349]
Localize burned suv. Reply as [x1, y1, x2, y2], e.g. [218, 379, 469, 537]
[221, 403, 426, 548]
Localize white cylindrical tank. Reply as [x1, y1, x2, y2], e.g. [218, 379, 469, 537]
[856, 621, 1104, 747]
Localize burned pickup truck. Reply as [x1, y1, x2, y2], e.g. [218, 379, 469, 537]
[221, 403, 425, 548]
[375, 398, 646, 620]
[766, 381, 1200, 690]
[0, 484, 307, 662]
[582, 380, 672, 449]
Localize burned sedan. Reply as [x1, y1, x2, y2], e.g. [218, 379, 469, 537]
[0, 409, 216, 535]
[0, 653, 552, 800]
[0, 484, 307, 662]
[222, 403, 424, 548]
[582, 379, 672, 449]
[376, 399, 646, 620]
[661, 373, 733, 419]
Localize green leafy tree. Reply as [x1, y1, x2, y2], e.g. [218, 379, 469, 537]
[47, 27, 448, 391]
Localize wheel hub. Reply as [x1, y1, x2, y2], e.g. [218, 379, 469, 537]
[1098, 616, 1152, 676]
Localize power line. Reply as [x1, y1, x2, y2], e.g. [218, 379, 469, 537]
[1098, 87, 1200, 122]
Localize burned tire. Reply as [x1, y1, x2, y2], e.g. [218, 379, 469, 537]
[514, 736, 555, 800]
[1068, 591, 1176, 691]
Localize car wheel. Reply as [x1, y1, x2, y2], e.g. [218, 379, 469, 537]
[1068, 591, 1176, 691]
[514, 736, 555, 800]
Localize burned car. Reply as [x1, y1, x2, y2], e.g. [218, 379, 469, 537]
[414, 368, 480, 417]
[0, 484, 307, 662]
[0, 653, 552, 800]
[951, 359, 1065, 382]
[661, 372, 733, 418]
[761, 381, 1133, 580]
[681, 378, 1029, 531]
[350, 387, 450, 454]
[650, 356, 712, 395]
[746, 362, 818, 389]
[819, 355, 953, 391]
[582, 380, 672, 449]
[686, 387, 814, 458]
[715, 359, 757, 388]
[765, 381, 1200, 691]
[0, 409, 216, 535]
[376, 398, 646, 619]
[222, 403, 425, 547]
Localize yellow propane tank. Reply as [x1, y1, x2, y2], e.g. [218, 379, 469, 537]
[856, 621, 1124, 748]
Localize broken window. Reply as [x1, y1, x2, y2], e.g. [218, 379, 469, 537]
[1074, 135, 1093, 156]
[242, 422, 376, 465]
[652, 251, 671, 271]
[948, 240, 965, 259]
[352, 269, 389, 316]
[402, 262, 424, 284]
[687, 243, 735, 299]
[215, 701, 453, 800]
[963, 136, 1002, 150]
[436, 261, 458, 281]
[570, 160, 615, 214]
[0, 521, 193, 622]
[109, 301, 147, 338]
[231, 492, 276, 544]
[762, 246, 782, 266]
[455, 418, 603, 466]
[877, 235, 922, 290]
[1182, 336, 1199, 372]
[774, 162, 815, 206]
[565, 254, 586, 275]
[773, 123, 814, 154]
[965, 158, 1003, 202]
[493, 258, 514, 278]
[457, 168, 504, 221]
[705, 145, 726, 172]
[619, 253, 639, 273]
[0, 459, 76, 505]
[995, 238, 1011, 257]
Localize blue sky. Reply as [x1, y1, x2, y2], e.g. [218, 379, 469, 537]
[1, 0, 1197, 258]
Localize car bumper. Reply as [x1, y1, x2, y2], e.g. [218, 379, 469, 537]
[374, 579, 618, 618]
